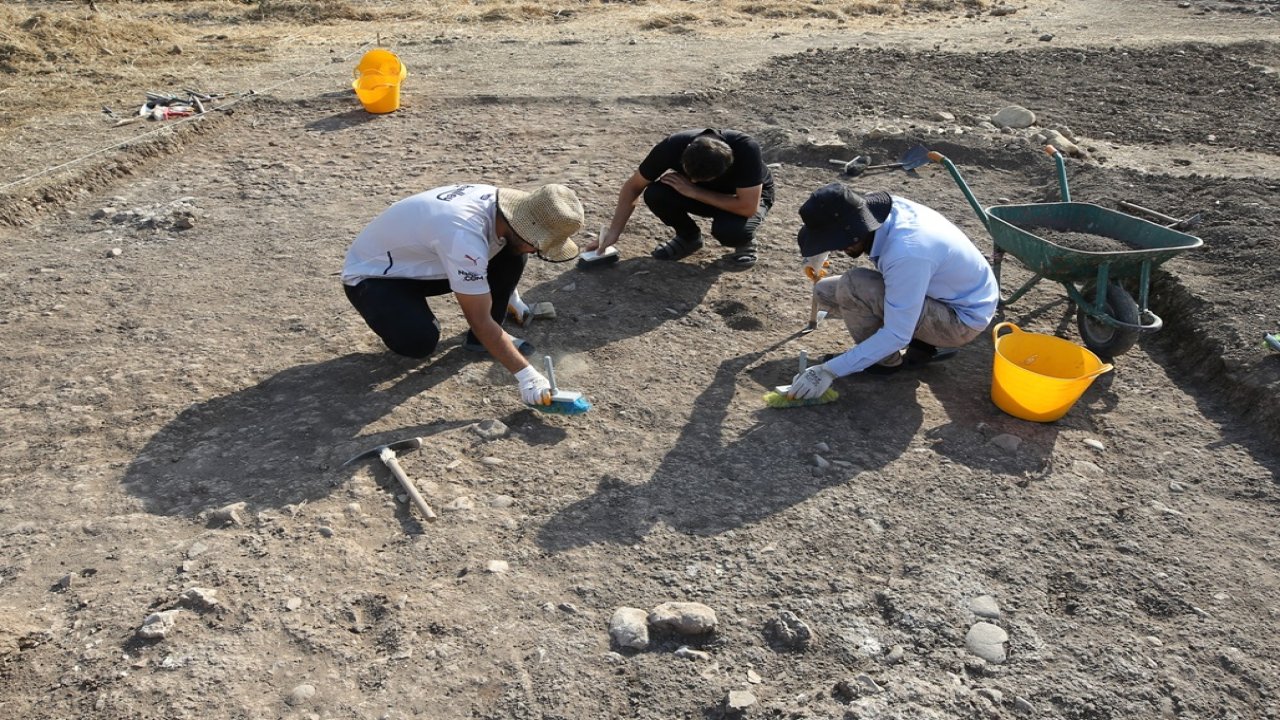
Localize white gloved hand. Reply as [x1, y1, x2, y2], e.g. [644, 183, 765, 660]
[788, 363, 837, 400]
[803, 252, 832, 283]
[514, 365, 551, 406]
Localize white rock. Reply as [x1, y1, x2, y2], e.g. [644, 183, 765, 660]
[137, 610, 180, 640]
[965, 622, 1009, 664]
[648, 601, 717, 635]
[286, 683, 316, 705]
[471, 419, 508, 440]
[286, 597, 303, 611]
[969, 595, 1001, 619]
[674, 645, 711, 661]
[531, 302, 556, 319]
[1083, 438, 1105, 451]
[443, 497, 475, 512]
[485, 560, 509, 574]
[993, 105, 1036, 129]
[179, 587, 219, 611]
[608, 607, 650, 650]
[209, 501, 246, 526]
[726, 690, 757, 710]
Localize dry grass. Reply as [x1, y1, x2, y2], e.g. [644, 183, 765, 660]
[0, 0, 984, 134]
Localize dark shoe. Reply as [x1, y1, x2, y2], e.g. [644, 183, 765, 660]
[652, 234, 704, 261]
[903, 339, 960, 366]
[464, 334, 534, 357]
[725, 242, 758, 268]
[860, 361, 903, 376]
[820, 352, 902, 377]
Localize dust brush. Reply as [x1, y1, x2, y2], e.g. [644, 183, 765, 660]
[531, 355, 591, 416]
[763, 350, 839, 409]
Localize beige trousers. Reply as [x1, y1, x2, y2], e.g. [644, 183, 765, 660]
[814, 268, 985, 366]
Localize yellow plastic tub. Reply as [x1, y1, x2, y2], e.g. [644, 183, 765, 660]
[352, 48, 406, 113]
[990, 322, 1113, 422]
[354, 73, 401, 114]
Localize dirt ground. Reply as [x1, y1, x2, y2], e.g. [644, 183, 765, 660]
[2, 1, 1280, 718]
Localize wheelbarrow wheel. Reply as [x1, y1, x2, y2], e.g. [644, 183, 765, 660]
[1077, 282, 1140, 359]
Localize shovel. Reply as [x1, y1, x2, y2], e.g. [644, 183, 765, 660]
[829, 144, 930, 177]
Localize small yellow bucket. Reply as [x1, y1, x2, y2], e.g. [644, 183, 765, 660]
[352, 48, 406, 114]
[990, 322, 1113, 422]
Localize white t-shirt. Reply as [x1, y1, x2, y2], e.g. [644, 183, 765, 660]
[341, 184, 508, 295]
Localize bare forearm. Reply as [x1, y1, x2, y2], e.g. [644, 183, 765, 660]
[471, 318, 527, 373]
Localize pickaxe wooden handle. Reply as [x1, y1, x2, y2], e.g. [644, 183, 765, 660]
[380, 447, 437, 522]
[344, 437, 437, 523]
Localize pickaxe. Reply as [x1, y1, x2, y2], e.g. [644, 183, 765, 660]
[343, 437, 437, 522]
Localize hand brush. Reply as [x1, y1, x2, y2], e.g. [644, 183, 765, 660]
[762, 350, 838, 409]
[577, 226, 620, 269]
[530, 355, 592, 415]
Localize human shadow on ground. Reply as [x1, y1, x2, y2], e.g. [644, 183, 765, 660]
[537, 342, 924, 552]
[122, 349, 477, 517]
[517, 256, 725, 354]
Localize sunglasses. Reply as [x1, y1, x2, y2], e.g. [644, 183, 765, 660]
[509, 232, 573, 263]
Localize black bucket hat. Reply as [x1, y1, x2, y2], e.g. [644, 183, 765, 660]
[797, 184, 893, 257]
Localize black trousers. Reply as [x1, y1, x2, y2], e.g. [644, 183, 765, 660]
[642, 181, 775, 247]
[343, 247, 527, 358]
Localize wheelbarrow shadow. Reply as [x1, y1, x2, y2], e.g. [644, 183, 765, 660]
[121, 349, 476, 517]
[536, 343, 923, 552]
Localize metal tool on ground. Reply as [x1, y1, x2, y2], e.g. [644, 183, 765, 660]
[829, 144, 930, 177]
[1117, 201, 1202, 232]
[531, 356, 592, 415]
[578, 226, 620, 269]
[763, 350, 839, 409]
[343, 437, 437, 522]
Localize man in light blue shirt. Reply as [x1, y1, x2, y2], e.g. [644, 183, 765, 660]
[788, 183, 999, 401]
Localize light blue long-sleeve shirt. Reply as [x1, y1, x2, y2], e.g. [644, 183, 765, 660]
[825, 196, 999, 377]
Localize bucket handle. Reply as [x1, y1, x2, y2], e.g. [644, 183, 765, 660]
[1082, 362, 1115, 380]
[991, 321, 1021, 342]
[994, 321, 1115, 380]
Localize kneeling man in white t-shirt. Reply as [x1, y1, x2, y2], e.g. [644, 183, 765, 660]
[342, 183, 584, 407]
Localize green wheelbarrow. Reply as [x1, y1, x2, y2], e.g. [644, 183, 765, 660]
[929, 146, 1203, 358]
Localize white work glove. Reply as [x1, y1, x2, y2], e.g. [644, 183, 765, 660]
[788, 363, 837, 400]
[803, 252, 832, 283]
[514, 365, 551, 406]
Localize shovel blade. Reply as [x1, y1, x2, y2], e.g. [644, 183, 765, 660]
[899, 144, 930, 171]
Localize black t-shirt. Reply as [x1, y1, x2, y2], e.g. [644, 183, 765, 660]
[637, 128, 774, 195]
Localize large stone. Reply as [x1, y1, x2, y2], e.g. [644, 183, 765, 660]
[993, 105, 1036, 129]
[137, 610, 180, 640]
[609, 607, 649, 650]
[965, 622, 1009, 664]
[648, 601, 717, 635]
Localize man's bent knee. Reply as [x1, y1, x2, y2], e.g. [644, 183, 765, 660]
[385, 336, 438, 359]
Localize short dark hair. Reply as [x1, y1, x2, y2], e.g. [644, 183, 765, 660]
[681, 136, 733, 182]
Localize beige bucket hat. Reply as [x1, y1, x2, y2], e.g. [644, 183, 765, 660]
[497, 184, 584, 262]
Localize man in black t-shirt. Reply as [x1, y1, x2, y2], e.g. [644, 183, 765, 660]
[586, 128, 775, 268]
